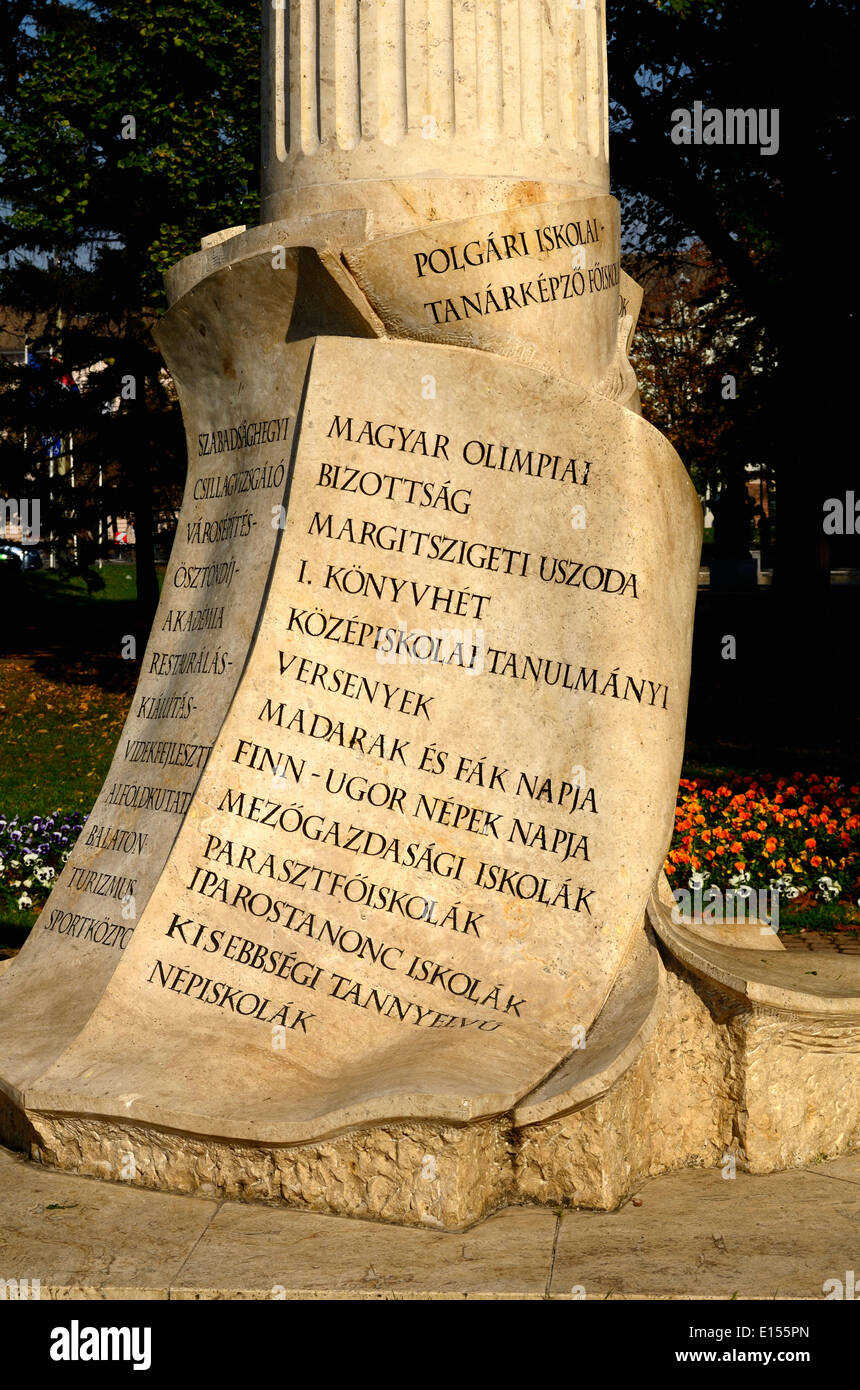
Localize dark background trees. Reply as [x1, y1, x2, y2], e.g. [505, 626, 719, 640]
[0, 0, 260, 626]
[606, 0, 857, 766]
[608, 0, 857, 591]
[1, 0, 856, 763]
[4, 1, 855, 599]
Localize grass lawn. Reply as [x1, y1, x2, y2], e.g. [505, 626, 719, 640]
[0, 655, 133, 949]
[0, 657, 133, 818]
[0, 564, 143, 815]
[0, 564, 144, 947]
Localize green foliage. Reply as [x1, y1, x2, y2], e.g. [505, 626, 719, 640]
[608, 0, 856, 581]
[0, 0, 261, 621]
[652, 0, 720, 13]
[1, 0, 260, 306]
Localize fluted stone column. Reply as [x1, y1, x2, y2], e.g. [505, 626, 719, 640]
[262, 0, 609, 234]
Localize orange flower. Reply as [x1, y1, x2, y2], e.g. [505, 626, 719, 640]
[667, 772, 858, 905]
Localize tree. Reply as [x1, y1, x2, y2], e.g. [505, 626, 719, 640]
[0, 0, 260, 625]
[3, 0, 854, 614]
[608, 0, 856, 596]
[630, 244, 769, 507]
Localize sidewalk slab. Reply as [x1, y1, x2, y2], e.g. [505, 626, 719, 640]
[550, 1165, 860, 1300]
[0, 1146, 217, 1299]
[171, 1204, 557, 1300]
[801, 1155, 860, 1186]
[1, 1144, 857, 1300]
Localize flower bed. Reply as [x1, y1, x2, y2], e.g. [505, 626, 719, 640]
[666, 772, 860, 922]
[3, 775, 859, 930]
[0, 813, 86, 917]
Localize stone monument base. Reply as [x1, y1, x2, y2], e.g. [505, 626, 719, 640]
[4, 888, 857, 1231]
[1, 223, 856, 1233]
[3, 3, 856, 1238]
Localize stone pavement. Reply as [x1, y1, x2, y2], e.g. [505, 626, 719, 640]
[781, 931, 860, 955]
[1, 1144, 857, 1300]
